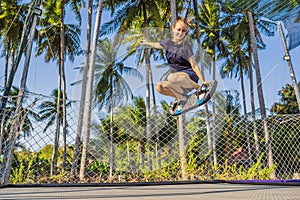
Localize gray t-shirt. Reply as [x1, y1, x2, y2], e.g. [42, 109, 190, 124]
[160, 38, 198, 83]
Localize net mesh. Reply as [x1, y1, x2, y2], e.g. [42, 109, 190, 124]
[0, 91, 299, 184]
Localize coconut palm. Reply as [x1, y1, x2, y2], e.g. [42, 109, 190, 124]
[38, 89, 71, 175]
[100, 0, 163, 171]
[99, 96, 147, 171]
[36, 0, 83, 174]
[198, 0, 230, 165]
[220, 20, 254, 164]
[0, 0, 44, 184]
[93, 37, 143, 180]
[0, 0, 24, 89]
[71, 0, 93, 177]
[192, 0, 217, 172]
[38, 89, 72, 132]
[0, 0, 31, 128]
[79, 0, 104, 181]
[248, 11, 275, 178]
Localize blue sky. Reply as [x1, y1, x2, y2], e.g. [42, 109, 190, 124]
[2, 3, 300, 114]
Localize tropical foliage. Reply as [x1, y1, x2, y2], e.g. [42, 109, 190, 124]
[270, 83, 300, 114]
[0, 0, 299, 184]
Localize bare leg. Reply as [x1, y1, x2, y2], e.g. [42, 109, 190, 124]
[156, 72, 199, 100]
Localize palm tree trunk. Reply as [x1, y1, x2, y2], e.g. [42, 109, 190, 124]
[0, 47, 15, 124]
[248, 49, 260, 160]
[0, 47, 10, 154]
[177, 115, 186, 180]
[4, 44, 9, 88]
[193, 0, 214, 172]
[0, 116, 5, 155]
[170, 0, 186, 180]
[212, 57, 217, 165]
[239, 65, 252, 166]
[139, 141, 145, 169]
[170, 0, 176, 26]
[80, 0, 104, 181]
[60, 0, 67, 174]
[71, 0, 93, 176]
[149, 67, 161, 170]
[109, 79, 115, 182]
[51, 66, 62, 176]
[248, 11, 275, 178]
[142, 0, 153, 171]
[127, 141, 130, 165]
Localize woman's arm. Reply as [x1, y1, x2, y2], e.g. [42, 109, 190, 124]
[189, 55, 206, 84]
[141, 41, 163, 49]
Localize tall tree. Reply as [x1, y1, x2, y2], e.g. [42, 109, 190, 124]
[38, 89, 71, 175]
[193, 0, 215, 171]
[71, 0, 93, 176]
[220, 19, 253, 165]
[80, 0, 104, 181]
[93, 38, 143, 180]
[199, 0, 229, 165]
[0, 0, 31, 129]
[37, 0, 83, 175]
[248, 11, 275, 178]
[0, 0, 24, 89]
[0, 0, 41, 184]
[38, 89, 71, 133]
[100, 0, 164, 171]
[169, 0, 187, 180]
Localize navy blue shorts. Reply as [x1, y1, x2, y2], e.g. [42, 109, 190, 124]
[181, 70, 198, 83]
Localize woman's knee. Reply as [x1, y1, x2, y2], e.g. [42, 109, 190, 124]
[156, 82, 164, 92]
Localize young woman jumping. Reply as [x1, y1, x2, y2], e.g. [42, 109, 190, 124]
[142, 17, 206, 115]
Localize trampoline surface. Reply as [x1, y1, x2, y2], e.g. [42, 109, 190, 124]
[0, 182, 300, 200]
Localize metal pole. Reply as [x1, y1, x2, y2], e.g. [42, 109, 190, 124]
[278, 21, 300, 111]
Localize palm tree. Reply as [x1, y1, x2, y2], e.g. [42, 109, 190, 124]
[221, 3, 279, 162]
[0, 0, 23, 89]
[39, 89, 71, 132]
[193, 0, 216, 174]
[100, 0, 163, 171]
[71, 0, 93, 177]
[37, 0, 83, 174]
[220, 20, 254, 164]
[0, 0, 43, 184]
[0, 0, 30, 129]
[119, 96, 147, 169]
[38, 89, 71, 175]
[101, 96, 147, 171]
[198, 0, 229, 165]
[230, 0, 296, 180]
[80, 0, 104, 181]
[248, 11, 275, 178]
[169, 0, 188, 180]
[93, 38, 143, 180]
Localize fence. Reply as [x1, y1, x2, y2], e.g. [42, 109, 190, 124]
[0, 91, 299, 185]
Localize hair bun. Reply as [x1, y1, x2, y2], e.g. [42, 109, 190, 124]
[176, 16, 194, 27]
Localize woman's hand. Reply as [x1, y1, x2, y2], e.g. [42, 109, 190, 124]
[140, 38, 148, 46]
